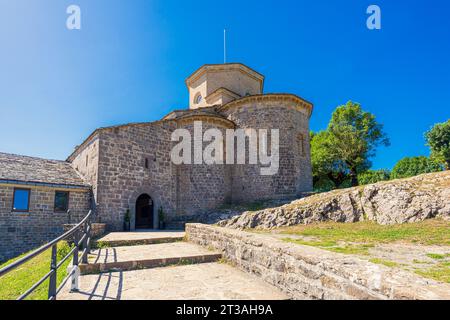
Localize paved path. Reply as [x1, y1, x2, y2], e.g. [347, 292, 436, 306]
[59, 263, 288, 300]
[59, 230, 288, 300]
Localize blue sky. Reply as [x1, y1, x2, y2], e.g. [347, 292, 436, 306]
[0, 0, 449, 169]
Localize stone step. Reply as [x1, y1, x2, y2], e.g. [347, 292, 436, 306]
[80, 242, 221, 274]
[94, 230, 185, 247]
[60, 262, 289, 300]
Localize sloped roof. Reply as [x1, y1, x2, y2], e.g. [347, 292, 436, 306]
[0, 152, 89, 188]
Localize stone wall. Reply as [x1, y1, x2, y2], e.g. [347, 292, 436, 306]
[0, 184, 91, 262]
[95, 121, 177, 231]
[219, 96, 313, 203]
[174, 116, 233, 216]
[70, 135, 100, 201]
[186, 224, 450, 300]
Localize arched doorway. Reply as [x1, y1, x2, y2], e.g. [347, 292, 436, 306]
[135, 194, 154, 229]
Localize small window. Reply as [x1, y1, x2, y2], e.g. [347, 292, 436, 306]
[298, 134, 306, 156]
[54, 191, 69, 213]
[194, 93, 202, 104]
[85, 155, 89, 166]
[13, 188, 30, 212]
[145, 158, 149, 169]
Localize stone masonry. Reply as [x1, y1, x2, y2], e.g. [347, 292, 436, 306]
[0, 184, 90, 261]
[186, 223, 450, 300]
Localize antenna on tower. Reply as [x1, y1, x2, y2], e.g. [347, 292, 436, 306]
[223, 29, 227, 64]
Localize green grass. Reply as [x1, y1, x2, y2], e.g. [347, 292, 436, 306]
[426, 253, 450, 260]
[275, 219, 450, 283]
[369, 258, 399, 268]
[412, 259, 432, 264]
[415, 262, 450, 283]
[282, 238, 374, 255]
[277, 219, 450, 246]
[0, 242, 73, 300]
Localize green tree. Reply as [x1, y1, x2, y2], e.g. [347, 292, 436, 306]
[357, 169, 390, 185]
[327, 101, 390, 186]
[425, 120, 450, 170]
[391, 156, 443, 179]
[310, 131, 348, 190]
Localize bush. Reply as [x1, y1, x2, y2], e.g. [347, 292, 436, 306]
[391, 156, 443, 179]
[56, 241, 73, 261]
[358, 169, 390, 185]
[425, 119, 450, 170]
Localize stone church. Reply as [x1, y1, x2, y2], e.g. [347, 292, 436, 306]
[0, 63, 313, 261]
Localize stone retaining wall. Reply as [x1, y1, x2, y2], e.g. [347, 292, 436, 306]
[63, 223, 107, 240]
[186, 223, 450, 300]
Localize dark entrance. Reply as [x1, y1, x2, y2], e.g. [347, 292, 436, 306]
[135, 194, 154, 229]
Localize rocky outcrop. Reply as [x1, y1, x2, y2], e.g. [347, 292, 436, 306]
[218, 171, 450, 229]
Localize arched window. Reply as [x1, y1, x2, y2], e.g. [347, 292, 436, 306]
[194, 93, 202, 104]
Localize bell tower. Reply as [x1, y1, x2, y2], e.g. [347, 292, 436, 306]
[185, 63, 265, 109]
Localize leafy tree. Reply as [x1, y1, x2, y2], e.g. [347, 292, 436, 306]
[425, 120, 450, 170]
[310, 131, 348, 189]
[357, 169, 390, 185]
[391, 156, 443, 179]
[327, 101, 390, 186]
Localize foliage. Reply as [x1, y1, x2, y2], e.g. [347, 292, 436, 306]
[310, 101, 389, 189]
[158, 206, 165, 222]
[425, 119, 450, 170]
[56, 241, 74, 261]
[310, 131, 348, 190]
[124, 209, 130, 223]
[357, 169, 390, 185]
[327, 101, 390, 186]
[391, 156, 442, 179]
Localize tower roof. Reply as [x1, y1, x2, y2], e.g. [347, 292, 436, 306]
[185, 63, 265, 91]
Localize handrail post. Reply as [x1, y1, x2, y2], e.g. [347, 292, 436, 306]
[48, 244, 58, 300]
[87, 213, 92, 255]
[82, 219, 89, 264]
[71, 229, 80, 292]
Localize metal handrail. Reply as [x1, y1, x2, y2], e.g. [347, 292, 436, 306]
[0, 209, 93, 300]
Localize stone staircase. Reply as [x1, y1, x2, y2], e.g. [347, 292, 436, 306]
[80, 231, 221, 274]
[58, 230, 288, 300]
